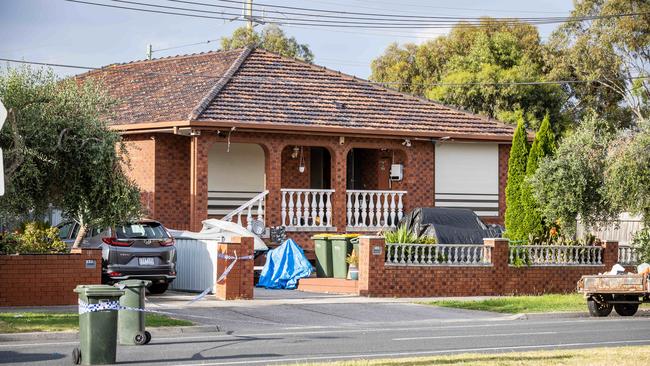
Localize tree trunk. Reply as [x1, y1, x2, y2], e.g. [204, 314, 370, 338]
[72, 223, 88, 249]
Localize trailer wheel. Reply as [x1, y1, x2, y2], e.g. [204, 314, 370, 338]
[614, 296, 639, 316]
[588, 295, 613, 317]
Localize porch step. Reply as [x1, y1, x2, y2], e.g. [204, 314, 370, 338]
[297, 278, 359, 295]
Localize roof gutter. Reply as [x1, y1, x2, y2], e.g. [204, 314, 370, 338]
[110, 119, 515, 142]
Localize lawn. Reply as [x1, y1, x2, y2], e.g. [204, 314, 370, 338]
[0, 312, 192, 333]
[291, 346, 650, 366]
[425, 293, 647, 314]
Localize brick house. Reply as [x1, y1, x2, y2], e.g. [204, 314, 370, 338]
[79, 46, 514, 249]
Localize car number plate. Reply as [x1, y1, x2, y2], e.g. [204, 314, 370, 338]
[139, 257, 155, 266]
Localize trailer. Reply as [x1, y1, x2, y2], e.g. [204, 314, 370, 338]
[577, 274, 650, 317]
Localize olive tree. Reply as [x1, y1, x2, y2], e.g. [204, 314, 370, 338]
[0, 66, 142, 247]
[530, 115, 618, 235]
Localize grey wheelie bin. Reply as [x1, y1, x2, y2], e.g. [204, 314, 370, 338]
[73, 285, 125, 365]
[116, 279, 152, 346]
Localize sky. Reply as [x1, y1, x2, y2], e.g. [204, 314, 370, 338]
[0, 0, 574, 79]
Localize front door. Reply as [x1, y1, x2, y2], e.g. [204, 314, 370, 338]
[378, 157, 391, 190]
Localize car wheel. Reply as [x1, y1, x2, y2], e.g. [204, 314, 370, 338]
[144, 331, 152, 345]
[614, 296, 639, 316]
[148, 282, 169, 295]
[588, 294, 613, 317]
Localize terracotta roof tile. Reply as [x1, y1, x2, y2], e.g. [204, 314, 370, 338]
[76, 49, 243, 124]
[79, 47, 514, 138]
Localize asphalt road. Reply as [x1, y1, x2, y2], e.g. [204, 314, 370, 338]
[2, 310, 650, 365]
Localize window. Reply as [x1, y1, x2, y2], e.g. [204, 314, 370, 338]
[58, 223, 74, 239]
[115, 223, 168, 240]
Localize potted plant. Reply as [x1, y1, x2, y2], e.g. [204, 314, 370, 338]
[346, 249, 359, 280]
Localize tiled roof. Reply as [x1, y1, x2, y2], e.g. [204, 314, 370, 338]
[75, 49, 244, 124]
[80, 47, 514, 139]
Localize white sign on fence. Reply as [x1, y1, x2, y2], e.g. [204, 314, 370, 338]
[0, 100, 6, 196]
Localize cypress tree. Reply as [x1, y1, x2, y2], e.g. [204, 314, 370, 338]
[504, 116, 529, 240]
[520, 114, 556, 239]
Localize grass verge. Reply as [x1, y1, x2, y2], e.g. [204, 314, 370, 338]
[424, 294, 589, 314]
[0, 312, 192, 333]
[290, 346, 650, 366]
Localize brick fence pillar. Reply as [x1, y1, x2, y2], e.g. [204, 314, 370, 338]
[358, 236, 386, 297]
[215, 236, 254, 300]
[483, 238, 509, 295]
[601, 240, 619, 270]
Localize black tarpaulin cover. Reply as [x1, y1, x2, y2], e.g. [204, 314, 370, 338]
[398, 207, 490, 244]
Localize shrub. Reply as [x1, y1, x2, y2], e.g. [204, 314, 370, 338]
[504, 116, 529, 240]
[633, 228, 650, 264]
[520, 114, 556, 238]
[0, 221, 67, 254]
[383, 226, 437, 244]
[530, 116, 618, 236]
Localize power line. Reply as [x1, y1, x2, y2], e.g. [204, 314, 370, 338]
[64, 0, 650, 29]
[170, 0, 633, 21]
[331, 0, 568, 15]
[163, 0, 568, 22]
[2, 57, 648, 88]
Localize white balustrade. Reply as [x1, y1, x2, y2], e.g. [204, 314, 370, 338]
[281, 189, 334, 230]
[509, 245, 603, 266]
[222, 190, 268, 232]
[385, 243, 491, 266]
[618, 245, 639, 265]
[346, 190, 406, 231]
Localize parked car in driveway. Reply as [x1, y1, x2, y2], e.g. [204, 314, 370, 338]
[57, 220, 176, 294]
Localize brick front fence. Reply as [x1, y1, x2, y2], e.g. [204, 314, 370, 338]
[358, 237, 620, 297]
[0, 249, 102, 306]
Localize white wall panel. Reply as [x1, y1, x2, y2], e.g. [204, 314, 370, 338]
[435, 142, 499, 217]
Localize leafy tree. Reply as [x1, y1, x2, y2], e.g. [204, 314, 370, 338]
[530, 115, 618, 235]
[504, 116, 529, 240]
[520, 114, 556, 238]
[370, 19, 567, 129]
[605, 120, 650, 227]
[0, 66, 142, 247]
[546, 0, 650, 126]
[221, 25, 314, 62]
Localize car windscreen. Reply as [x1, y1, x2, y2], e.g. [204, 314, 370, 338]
[115, 223, 169, 240]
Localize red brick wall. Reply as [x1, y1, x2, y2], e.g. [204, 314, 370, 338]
[281, 145, 311, 189]
[122, 135, 156, 216]
[358, 237, 619, 297]
[0, 249, 102, 306]
[216, 236, 254, 300]
[155, 134, 191, 230]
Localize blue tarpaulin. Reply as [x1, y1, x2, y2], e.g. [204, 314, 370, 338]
[257, 239, 313, 289]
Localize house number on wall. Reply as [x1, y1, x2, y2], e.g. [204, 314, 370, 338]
[85, 260, 96, 269]
[372, 246, 382, 256]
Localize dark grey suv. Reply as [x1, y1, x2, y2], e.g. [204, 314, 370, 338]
[58, 220, 176, 294]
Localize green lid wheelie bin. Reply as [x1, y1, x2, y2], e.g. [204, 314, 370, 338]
[73, 285, 125, 365]
[331, 234, 360, 279]
[312, 234, 333, 278]
[116, 280, 152, 346]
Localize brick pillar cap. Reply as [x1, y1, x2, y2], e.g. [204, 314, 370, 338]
[359, 235, 384, 239]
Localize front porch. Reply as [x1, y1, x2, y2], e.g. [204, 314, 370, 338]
[206, 141, 409, 235]
[198, 135, 417, 239]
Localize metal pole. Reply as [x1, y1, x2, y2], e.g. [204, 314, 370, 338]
[246, 0, 253, 30]
[146, 44, 153, 60]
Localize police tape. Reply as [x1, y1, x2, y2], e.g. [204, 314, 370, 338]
[77, 251, 257, 320]
[215, 251, 254, 285]
[77, 299, 282, 326]
[78, 299, 218, 320]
